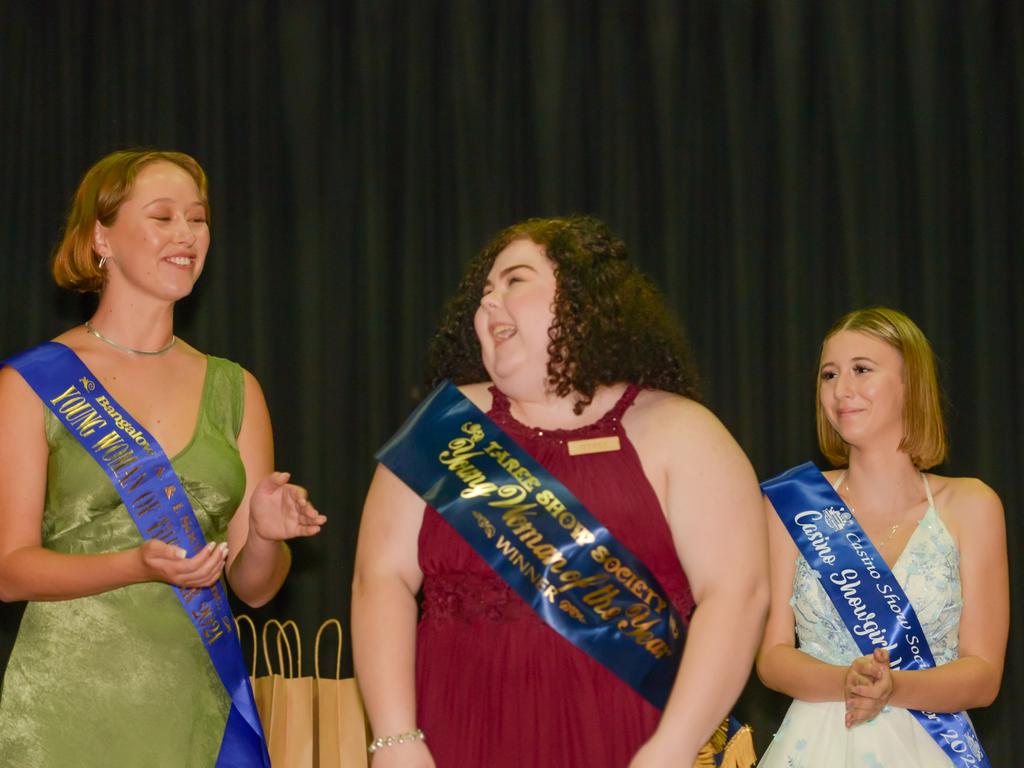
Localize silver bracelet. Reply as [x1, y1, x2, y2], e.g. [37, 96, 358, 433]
[367, 728, 426, 754]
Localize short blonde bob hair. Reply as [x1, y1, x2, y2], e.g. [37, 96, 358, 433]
[817, 306, 947, 469]
[52, 149, 210, 293]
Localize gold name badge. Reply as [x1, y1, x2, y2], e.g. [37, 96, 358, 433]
[567, 435, 621, 456]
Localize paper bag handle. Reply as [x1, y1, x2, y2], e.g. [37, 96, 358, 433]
[280, 619, 303, 677]
[261, 618, 295, 677]
[314, 618, 343, 680]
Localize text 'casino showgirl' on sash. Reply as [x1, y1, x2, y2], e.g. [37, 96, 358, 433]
[4, 342, 269, 768]
[762, 462, 989, 768]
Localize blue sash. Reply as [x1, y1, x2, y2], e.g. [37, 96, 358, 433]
[762, 462, 989, 767]
[377, 381, 746, 751]
[4, 342, 270, 768]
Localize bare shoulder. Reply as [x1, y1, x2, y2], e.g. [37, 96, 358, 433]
[627, 388, 756, 494]
[929, 474, 1003, 517]
[457, 381, 493, 412]
[51, 325, 85, 348]
[0, 364, 39, 408]
[627, 388, 736, 448]
[0, 366, 45, 448]
[927, 474, 1004, 549]
[240, 366, 265, 394]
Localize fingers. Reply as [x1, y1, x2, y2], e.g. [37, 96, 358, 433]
[850, 654, 882, 680]
[249, 471, 326, 540]
[142, 539, 229, 587]
[282, 484, 327, 534]
[171, 542, 228, 588]
[849, 671, 891, 698]
[846, 672, 874, 692]
[142, 538, 188, 561]
[178, 541, 230, 587]
[845, 692, 885, 728]
[847, 705, 883, 726]
[845, 650, 894, 728]
[284, 483, 309, 505]
[253, 471, 292, 498]
[297, 499, 327, 525]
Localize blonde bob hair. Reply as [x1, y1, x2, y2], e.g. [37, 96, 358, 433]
[52, 149, 210, 293]
[816, 306, 947, 469]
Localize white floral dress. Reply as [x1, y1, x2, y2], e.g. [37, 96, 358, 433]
[758, 475, 964, 768]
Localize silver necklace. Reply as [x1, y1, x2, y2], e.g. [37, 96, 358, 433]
[84, 321, 177, 356]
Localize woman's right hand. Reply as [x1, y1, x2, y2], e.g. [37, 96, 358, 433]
[137, 539, 228, 587]
[844, 647, 893, 727]
[367, 740, 435, 768]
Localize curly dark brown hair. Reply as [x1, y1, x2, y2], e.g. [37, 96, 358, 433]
[426, 215, 701, 413]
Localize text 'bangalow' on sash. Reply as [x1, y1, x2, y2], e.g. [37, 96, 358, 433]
[376, 381, 755, 766]
[761, 461, 989, 768]
[4, 342, 269, 768]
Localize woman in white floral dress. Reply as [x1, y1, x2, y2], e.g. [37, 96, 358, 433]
[756, 307, 1008, 767]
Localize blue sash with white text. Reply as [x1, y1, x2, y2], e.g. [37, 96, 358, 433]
[762, 462, 988, 767]
[5, 342, 270, 768]
[377, 381, 749, 759]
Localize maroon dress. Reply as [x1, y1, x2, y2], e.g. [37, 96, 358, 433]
[416, 385, 696, 767]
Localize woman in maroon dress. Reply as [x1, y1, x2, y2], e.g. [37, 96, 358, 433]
[352, 216, 766, 768]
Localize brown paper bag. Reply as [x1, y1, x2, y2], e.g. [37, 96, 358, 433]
[314, 619, 369, 768]
[262, 619, 315, 768]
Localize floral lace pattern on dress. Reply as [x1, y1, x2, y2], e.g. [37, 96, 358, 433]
[422, 573, 539, 624]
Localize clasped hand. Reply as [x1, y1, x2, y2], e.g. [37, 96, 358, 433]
[844, 647, 894, 728]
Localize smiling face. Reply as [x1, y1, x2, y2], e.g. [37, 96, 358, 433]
[93, 161, 209, 303]
[473, 238, 558, 394]
[819, 330, 906, 453]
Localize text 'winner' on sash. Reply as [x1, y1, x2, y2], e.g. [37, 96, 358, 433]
[376, 380, 752, 762]
[4, 342, 270, 768]
[761, 461, 989, 768]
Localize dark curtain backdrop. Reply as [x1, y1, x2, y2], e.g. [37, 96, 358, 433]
[2, 0, 1021, 758]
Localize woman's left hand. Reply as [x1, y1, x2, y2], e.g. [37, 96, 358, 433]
[248, 471, 326, 542]
[845, 647, 894, 728]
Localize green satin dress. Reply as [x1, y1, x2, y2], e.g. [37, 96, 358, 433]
[0, 356, 247, 768]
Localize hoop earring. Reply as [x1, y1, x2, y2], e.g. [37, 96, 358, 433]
[98, 256, 108, 269]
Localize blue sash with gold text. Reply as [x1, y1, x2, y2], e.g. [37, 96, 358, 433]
[4, 342, 270, 768]
[762, 462, 988, 767]
[377, 380, 748, 755]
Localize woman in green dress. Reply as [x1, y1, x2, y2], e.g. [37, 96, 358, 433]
[0, 149, 326, 767]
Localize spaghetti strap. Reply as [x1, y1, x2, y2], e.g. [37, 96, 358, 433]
[921, 473, 935, 508]
[832, 471, 846, 492]
[606, 384, 641, 422]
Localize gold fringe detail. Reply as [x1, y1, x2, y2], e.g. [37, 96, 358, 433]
[693, 719, 757, 768]
[719, 724, 756, 768]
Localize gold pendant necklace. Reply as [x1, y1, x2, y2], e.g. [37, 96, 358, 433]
[843, 481, 903, 549]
